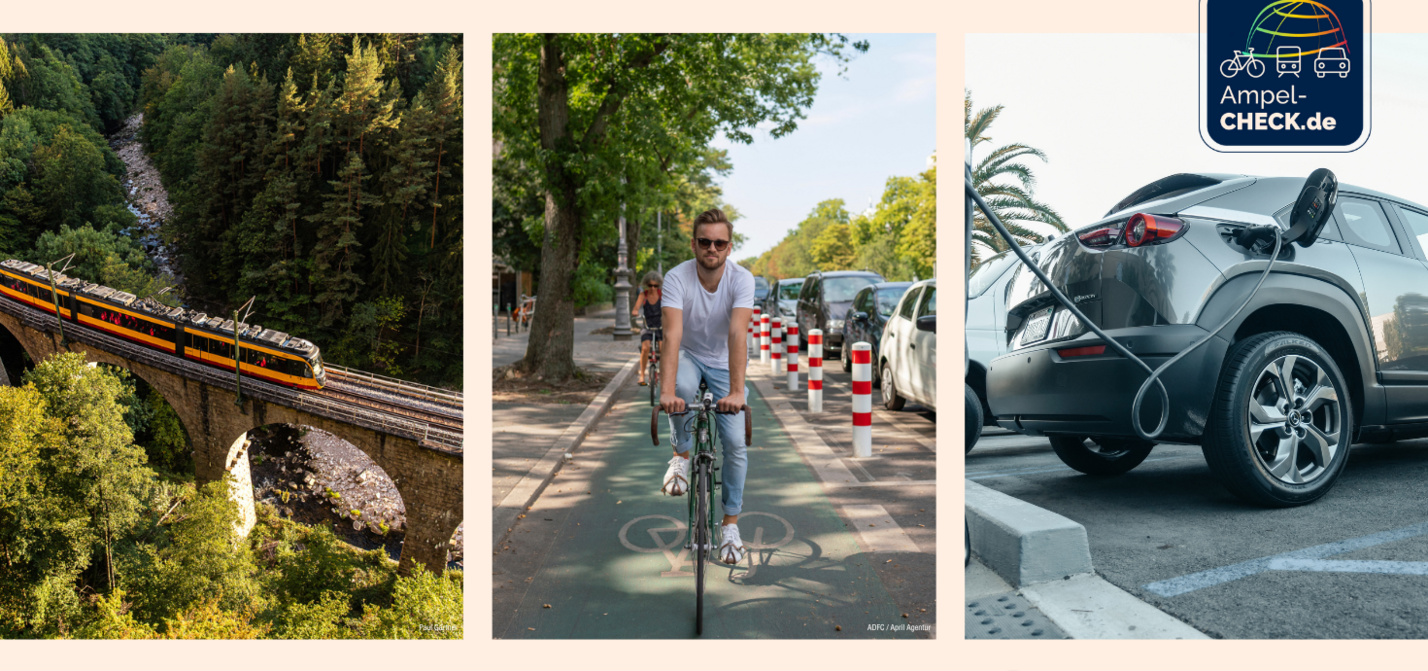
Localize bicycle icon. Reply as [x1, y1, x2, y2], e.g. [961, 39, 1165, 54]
[1220, 49, 1266, 79]
[619, 511, 795, 579]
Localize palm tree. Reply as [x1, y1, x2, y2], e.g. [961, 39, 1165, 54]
[965, 90, 1067, 266]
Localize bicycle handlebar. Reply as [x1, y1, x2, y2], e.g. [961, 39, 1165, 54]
[650, 404, 753, 447]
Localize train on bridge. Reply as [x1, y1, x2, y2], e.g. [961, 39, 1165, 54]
[0, 259, 326, 390]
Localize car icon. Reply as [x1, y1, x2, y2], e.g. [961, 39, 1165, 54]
[1315, 48, 1349, 78]
[1276, 46, 1301, 76]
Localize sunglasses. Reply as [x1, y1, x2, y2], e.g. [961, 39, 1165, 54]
[696, 237, 731, 251]
[646, 283, 660, 288]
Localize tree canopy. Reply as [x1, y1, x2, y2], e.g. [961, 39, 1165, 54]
[493, 33, 867, 381]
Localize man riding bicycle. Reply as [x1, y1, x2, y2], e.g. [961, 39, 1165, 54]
[658, 208, 755, 565]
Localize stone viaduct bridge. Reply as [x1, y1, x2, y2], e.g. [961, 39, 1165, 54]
[0, 297, 463, 575]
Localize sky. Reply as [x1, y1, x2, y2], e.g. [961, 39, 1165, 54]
[713, 33, 936, 260]
[965, 34, 1428, 255]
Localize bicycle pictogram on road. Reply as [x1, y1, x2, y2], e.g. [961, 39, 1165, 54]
[619, 511, 795, 580]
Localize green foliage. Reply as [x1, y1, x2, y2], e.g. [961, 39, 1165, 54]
[966, 90, 1067, 266]
[141, 35, 462, 387]
[28, 223, 174, 304]
[136, 389, 189, 476]
[353, 565, 462, 639]
[494, 33, 863, 380]
[125, 479, 260, 624]
[747, 164, 937, 283]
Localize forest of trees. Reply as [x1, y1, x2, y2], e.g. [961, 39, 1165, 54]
[0, 34, 463, 639]
[0, 33, 464, 387]
[743, 162, 937, 282]
[141, 34, 463, 388]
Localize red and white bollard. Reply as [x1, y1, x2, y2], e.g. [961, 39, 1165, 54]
[770, 316, 783, 375]
[760, 313, 770, 364]
[785, 322, 800, 390]
[749, 306, 761, 354]
[807, 329, 823, 412]
[851, 342, 873, 457]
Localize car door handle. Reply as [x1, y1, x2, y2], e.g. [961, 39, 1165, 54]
[910, 343, 915, 349]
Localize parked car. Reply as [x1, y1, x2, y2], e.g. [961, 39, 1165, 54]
[880, 278, 935, 412]
[764, 277, 804, 323]
[986, 172, 1428, 506]
[754, 275, 771, 303]
[796, 270, 884, 354]
[965, 243, 1043, 443]
[840, 281, 914, 384]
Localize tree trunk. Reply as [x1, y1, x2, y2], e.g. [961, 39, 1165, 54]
[518, 34, 581, 382]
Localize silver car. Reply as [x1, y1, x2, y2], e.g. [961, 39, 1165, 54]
[987, 172, 1428, 507]
[965, 244, 1042, 444]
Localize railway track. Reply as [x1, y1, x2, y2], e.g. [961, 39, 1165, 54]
[325, 365, 463, 419]
[310, 383, 463, 433]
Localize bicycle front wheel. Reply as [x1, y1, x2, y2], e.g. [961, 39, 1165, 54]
[649, 362, 658, 407]
[694, 460, 709, 636]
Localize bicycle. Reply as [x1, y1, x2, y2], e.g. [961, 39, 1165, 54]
[1220, 48, 1266, 79]
[514, 294, 536, 330]
[645, 323, 663, 407]
[651, 382, 752, 636]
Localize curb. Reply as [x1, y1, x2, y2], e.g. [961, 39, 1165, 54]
[965, 479, 1207, 639]
[493, 357, 638, 549]
[965, 479, 1092, 586]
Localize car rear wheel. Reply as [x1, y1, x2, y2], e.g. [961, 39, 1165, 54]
[965, 383, 983, 453]
[881, 361, 906, 411]
[1048, 435, 1155, 476]
[1204, 331, 1351, 507]
[841, 339, 852, 372]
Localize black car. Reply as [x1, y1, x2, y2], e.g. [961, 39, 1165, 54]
[795, 270, 884, 353]
[840, 281, 914, 382]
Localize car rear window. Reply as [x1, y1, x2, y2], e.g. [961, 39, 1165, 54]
[876, 288, 905, 316]
[1106, 174, 1224, 217]
[968, 250, 1019, 299]
[779, 281, 803, 300]
[823, 277, 878, 303]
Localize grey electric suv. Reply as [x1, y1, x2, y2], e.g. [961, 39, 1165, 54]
[986, 172, 1428, 506]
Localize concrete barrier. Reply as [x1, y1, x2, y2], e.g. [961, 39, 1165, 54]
[965, 479, 1093, 587]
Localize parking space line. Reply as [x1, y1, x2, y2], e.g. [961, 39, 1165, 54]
[1144, 521, 1428, 597]
[967, 456, 1197, 481]
[842, 504, 921, 554]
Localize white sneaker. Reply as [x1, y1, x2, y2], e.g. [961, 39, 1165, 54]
[662, 454, 690, 496]
[719, 523, 746, 565]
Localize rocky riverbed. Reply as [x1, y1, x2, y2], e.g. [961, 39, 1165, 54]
[248, 425, 464, 569]
[108, 112, 178, 280]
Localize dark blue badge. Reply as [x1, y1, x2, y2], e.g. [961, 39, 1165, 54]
[1201, 0, 1370, 151]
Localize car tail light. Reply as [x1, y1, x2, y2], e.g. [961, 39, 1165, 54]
[1077, 225, 1123, 248]
[1057, 345, 1106, 358]
[1125, 213, 1187, 247]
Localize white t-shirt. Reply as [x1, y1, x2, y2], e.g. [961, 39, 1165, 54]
[662, 259, 756, 369]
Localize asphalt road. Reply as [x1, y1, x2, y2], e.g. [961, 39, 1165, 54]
[970, 429, 1428, 639]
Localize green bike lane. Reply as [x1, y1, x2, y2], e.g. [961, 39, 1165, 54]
[492, 381, 921, 639]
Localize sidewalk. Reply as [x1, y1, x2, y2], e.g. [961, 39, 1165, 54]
[493, 310, 645, 507]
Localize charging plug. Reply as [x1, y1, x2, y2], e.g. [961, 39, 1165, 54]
[1234, 224, 1279, 254]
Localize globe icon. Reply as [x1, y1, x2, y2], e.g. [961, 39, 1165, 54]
[1244, 0, 1348, 67]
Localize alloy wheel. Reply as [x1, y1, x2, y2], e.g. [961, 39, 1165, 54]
[1247, 354, 1342, 485]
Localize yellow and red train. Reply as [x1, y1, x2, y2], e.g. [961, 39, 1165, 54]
[0, 259, 326, 390]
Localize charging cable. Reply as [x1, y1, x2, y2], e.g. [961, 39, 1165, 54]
[965, 174, 1283, 441]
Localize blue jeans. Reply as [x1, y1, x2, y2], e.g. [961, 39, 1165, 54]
[671, 350, 749, 517]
